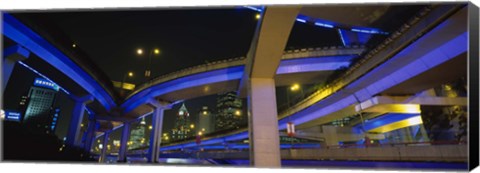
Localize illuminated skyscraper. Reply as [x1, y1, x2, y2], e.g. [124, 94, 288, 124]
[215, 92, 244, 131]
[171, 103, 192, 140]
[129, 117, 147, 149]
[22, 78, 59, 134]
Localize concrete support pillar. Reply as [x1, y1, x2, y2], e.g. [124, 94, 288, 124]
[147, 107, 165, 163]
[118, 123, 130, 162]
[83, 117, 97, 153]
[66, 95, 94, 147]
[2, 45, 30, 93]
[248, 78, 281, 167]
[147, 99, 171, 163]
[99, 132, 110, 163]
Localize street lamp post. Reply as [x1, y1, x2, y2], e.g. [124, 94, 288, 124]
[137, 48, 160, 81]
[121, 71, 133, 96]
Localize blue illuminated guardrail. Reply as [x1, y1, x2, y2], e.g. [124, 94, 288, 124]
[244, 6, 389, 35]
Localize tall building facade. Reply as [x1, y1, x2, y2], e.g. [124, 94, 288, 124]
[128, 117, 147, 149]
[198, 106, 214, 135]
[171, 103, 192, 140]
[215, 92, 244, 131]
[22, 78, 59, 134]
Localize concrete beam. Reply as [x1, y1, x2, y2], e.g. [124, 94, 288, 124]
[118, 123, 130, 162]
[94, 114, 138, 123]
[66, 95, 94, 147]
[147, 99, 171, 163]
[356, 96, 468, 112]
[99, 132, 110, 163]
[238, 6, 301, 98]
[83, 114, 97, 153]
[243, 6, 301, 168]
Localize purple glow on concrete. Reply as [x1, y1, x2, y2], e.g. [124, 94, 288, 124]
[3, 13, 115, 110]
[160, 132, 248, 151]
[159, 31, 466, 151]
[352, 32, 467, 101]
[276, 56, 354, 74]
[278, 95, 358, 130]
[355, 113, 420, 131]
[122, 66, 244, 113]
[4, 44, 30, 58]
[224, 131, 248, 141]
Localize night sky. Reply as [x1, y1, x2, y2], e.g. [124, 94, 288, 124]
[11, 7, 343, 86]
[19, 8, 260, 85]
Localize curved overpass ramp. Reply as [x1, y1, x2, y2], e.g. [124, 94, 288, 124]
[158, 5, 468, 152]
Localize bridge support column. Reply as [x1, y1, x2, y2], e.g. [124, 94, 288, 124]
[147, 100, 171, 163]
[2, 45, 30, 93]
[83, 116, 97, 154]
[66, 95, 94, 147]
[99, 132, 110, 163]
[118, 123, 130, 162]
[248, 78, 281, 167]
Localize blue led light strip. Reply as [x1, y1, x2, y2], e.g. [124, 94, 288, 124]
[243, 6, 262, 12]
[243, 6, 388, 35]
[18, 61, 71, 95]
[338, 29, 347, 46]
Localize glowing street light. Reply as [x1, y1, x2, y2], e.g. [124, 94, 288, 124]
[190, 124, 195, 129]
[235, 110, 241, 116]
[128, 72, 134, 77]
[202, 111, 208, 115]
[136, 47, 161, 80]
[255, 14, 261, 20]
[290, 84, 300, 91]
[136, 49, 143, 55]
[198, 131, 203, 136]
[148, 125, 153, 130]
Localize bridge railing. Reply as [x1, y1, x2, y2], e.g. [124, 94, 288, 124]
[125, 46, 365, 100]
[277, 4, 462, 120]
[157, 140, 467, 162]
[281, 140, 467, 162]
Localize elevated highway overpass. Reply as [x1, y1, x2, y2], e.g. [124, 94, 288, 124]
[2, 3, 473, 168]
[156, 4, 468, 156]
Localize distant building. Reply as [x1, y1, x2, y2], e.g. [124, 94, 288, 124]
[215, 92, 244, 131]
[129, 117, 147, 149]
[198, 106, 215, 135]
[22, 78, 59, 134]
[171, 103, 192, 140]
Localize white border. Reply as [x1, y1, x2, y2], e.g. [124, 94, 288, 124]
[1, 0, 479, 173]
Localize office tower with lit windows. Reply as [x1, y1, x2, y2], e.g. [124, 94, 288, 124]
[215, 91, 243, 131]
[198, 106, 215, 135]
[22, 78, 59, 134]
[171, 103, 192, 140]
[128, 117, 147, 149]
